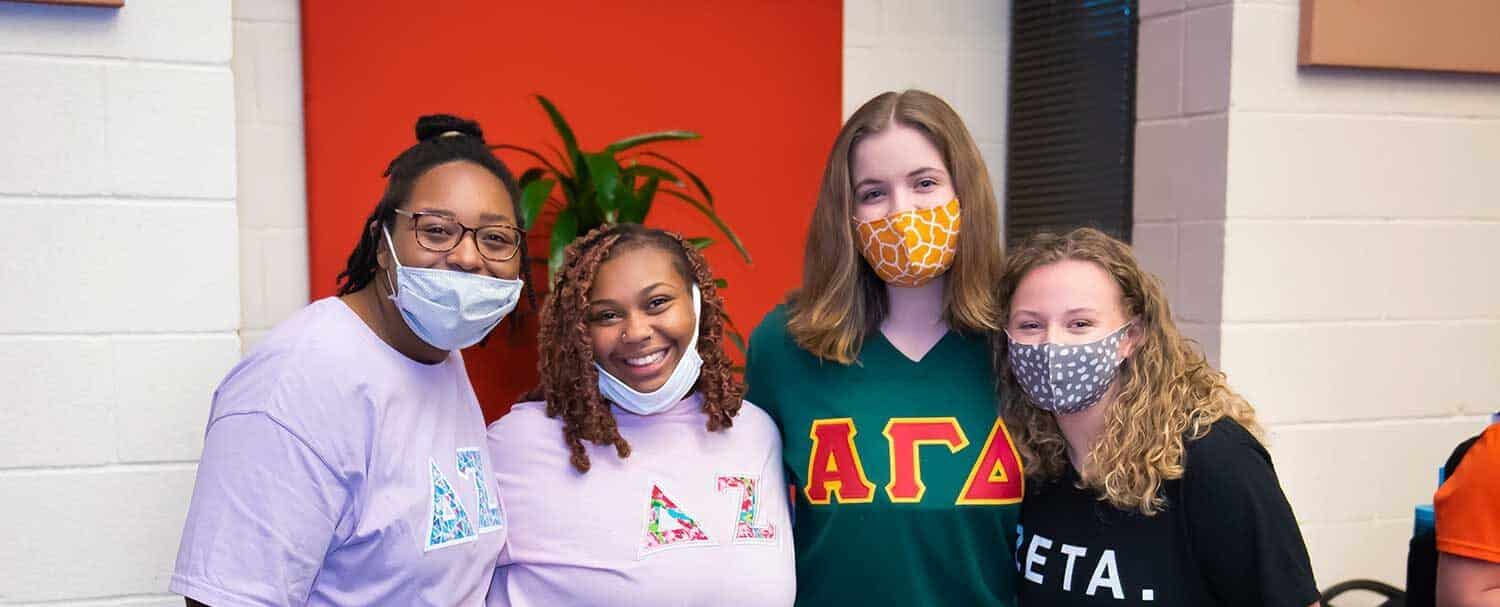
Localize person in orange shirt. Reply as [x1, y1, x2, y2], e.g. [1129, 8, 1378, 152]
[1436, 420, 1500, 607]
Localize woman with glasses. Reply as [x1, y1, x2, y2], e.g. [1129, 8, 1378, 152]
[171, 115, 530, 606]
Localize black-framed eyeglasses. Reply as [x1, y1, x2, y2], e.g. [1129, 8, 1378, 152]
[393, 208, 526, 262]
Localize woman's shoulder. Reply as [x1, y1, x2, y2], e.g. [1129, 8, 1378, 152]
[748, 302, 829, 370]
[253, 297, 355, 348]
[487, 401, 557, 438]
[234, 299, 380, 379]
[1187, 418, 1267, 460]
[748, 303, 793, 350]
[205, 302, 391, 472]
[1182, 417, 1277, 490]
[485, 401, 566, 469]
[217, 299, 379, 407]
[216, 324, 336, 408]
[732, 400, 781, 440]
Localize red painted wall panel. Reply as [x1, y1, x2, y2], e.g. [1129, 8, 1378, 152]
[302, 2, 841, 420]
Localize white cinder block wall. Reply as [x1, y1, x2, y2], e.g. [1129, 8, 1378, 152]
[1223, 1, 1500, 591]
[0, 2, 240, 605]
[233, 0, 308, 353]
[13, 0, 1484, 601]
[1132, 0, 1234, 364]
[1138, 0, 1500, 595]
[843, 0, 1010, 224]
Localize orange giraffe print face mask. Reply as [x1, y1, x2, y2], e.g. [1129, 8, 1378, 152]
[853, 198, 961, 288]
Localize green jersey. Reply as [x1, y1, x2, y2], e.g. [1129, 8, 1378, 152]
[746, 305, 1022, 607]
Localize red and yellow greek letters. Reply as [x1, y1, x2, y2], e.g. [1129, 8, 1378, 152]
[956, 418, 1025, 505]
[804, 418, 877, 504]
[804, 416, 1023, 506]
[883, 417, 969, 503]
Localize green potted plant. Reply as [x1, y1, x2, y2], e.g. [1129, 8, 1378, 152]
[492, 95, 753, 352]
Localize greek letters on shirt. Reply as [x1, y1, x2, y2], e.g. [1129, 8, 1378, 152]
[1016, 526, 1157, 602]
[802, 416, 1024, 506]
[426, 447, 505, 551]
[638, 474, 780, 558]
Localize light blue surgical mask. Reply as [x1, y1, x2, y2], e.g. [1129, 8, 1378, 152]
[596, 285, 704, 415]
[382, 226, 524, 351]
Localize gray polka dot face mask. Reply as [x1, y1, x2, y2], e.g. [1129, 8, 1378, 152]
[1005, 323, 1131, 415]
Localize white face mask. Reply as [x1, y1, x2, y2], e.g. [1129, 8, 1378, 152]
[382, 226, 524, 351]
[595, 284, 704, 415]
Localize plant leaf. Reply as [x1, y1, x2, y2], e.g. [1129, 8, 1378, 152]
[726, 328, 746, 352]
[544, 143, 574, 178]
[549, 207, 579, 281]
[621, 164, 682, 191]
[518, 178, 555, 229]
[659, 189, 751, 264]
[624, 176, 660, 223]
[639, 151, 714, 207]
[608, 178, 637, 225]
[491, 144, 564, 177]
[688, 237, 715, 250]
[583, 152, 620, 214]
[536, 95, 580, 164]
[604, 130, 700, 154]
[724, 323, 747, 357]
[618, 165, 671, 222]
[517, 167, 547, 187]
[718, 305, 749, 370]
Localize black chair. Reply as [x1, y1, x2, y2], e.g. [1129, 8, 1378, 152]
[1320, 579, 1405, 607]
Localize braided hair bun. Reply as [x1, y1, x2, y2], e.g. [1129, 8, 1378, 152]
[414, 114, 484, 143]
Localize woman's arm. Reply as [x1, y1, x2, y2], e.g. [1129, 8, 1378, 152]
[1185, 422, 1321, 607]
[171, 413, 349, 605]
[1438, 552, 1500, 607]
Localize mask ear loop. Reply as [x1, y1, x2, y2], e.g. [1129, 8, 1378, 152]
[381, 225, 403, 303]
[1115, 320, 1137, 361]
[688, 283, 702, 352]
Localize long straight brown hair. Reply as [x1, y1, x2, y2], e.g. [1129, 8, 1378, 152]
[787, 90, 1004, 364]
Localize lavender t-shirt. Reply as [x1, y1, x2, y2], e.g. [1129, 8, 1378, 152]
[171, 298, 506, 606]
[486, 395, 795, 607]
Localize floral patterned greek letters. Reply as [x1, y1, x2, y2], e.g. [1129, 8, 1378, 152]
[717, 475, 777, 544]
[425, 457, 477, 551]
[640, 483, 714, 557]
[456, 447, 504, 533]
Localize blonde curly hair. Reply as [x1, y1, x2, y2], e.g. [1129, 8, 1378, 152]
[995, 227, 1261, 516]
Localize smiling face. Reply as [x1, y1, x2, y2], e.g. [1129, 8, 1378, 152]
[378, 160, 523, 281]
[849, 123, 956, 223]
[587, 246, 697, 393]
[1006, 259, 1136, 357]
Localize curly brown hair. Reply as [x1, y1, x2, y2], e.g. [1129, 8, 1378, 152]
[996, 227, 1262, 516]
[529, 223, 744, 473]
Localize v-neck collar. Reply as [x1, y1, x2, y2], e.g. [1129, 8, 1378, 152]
[868, 327, 960, 365]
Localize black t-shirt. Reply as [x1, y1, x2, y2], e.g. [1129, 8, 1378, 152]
[1015, 419, 1319, 606]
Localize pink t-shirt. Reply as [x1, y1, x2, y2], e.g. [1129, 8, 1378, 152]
[486, 395, 795, 607]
